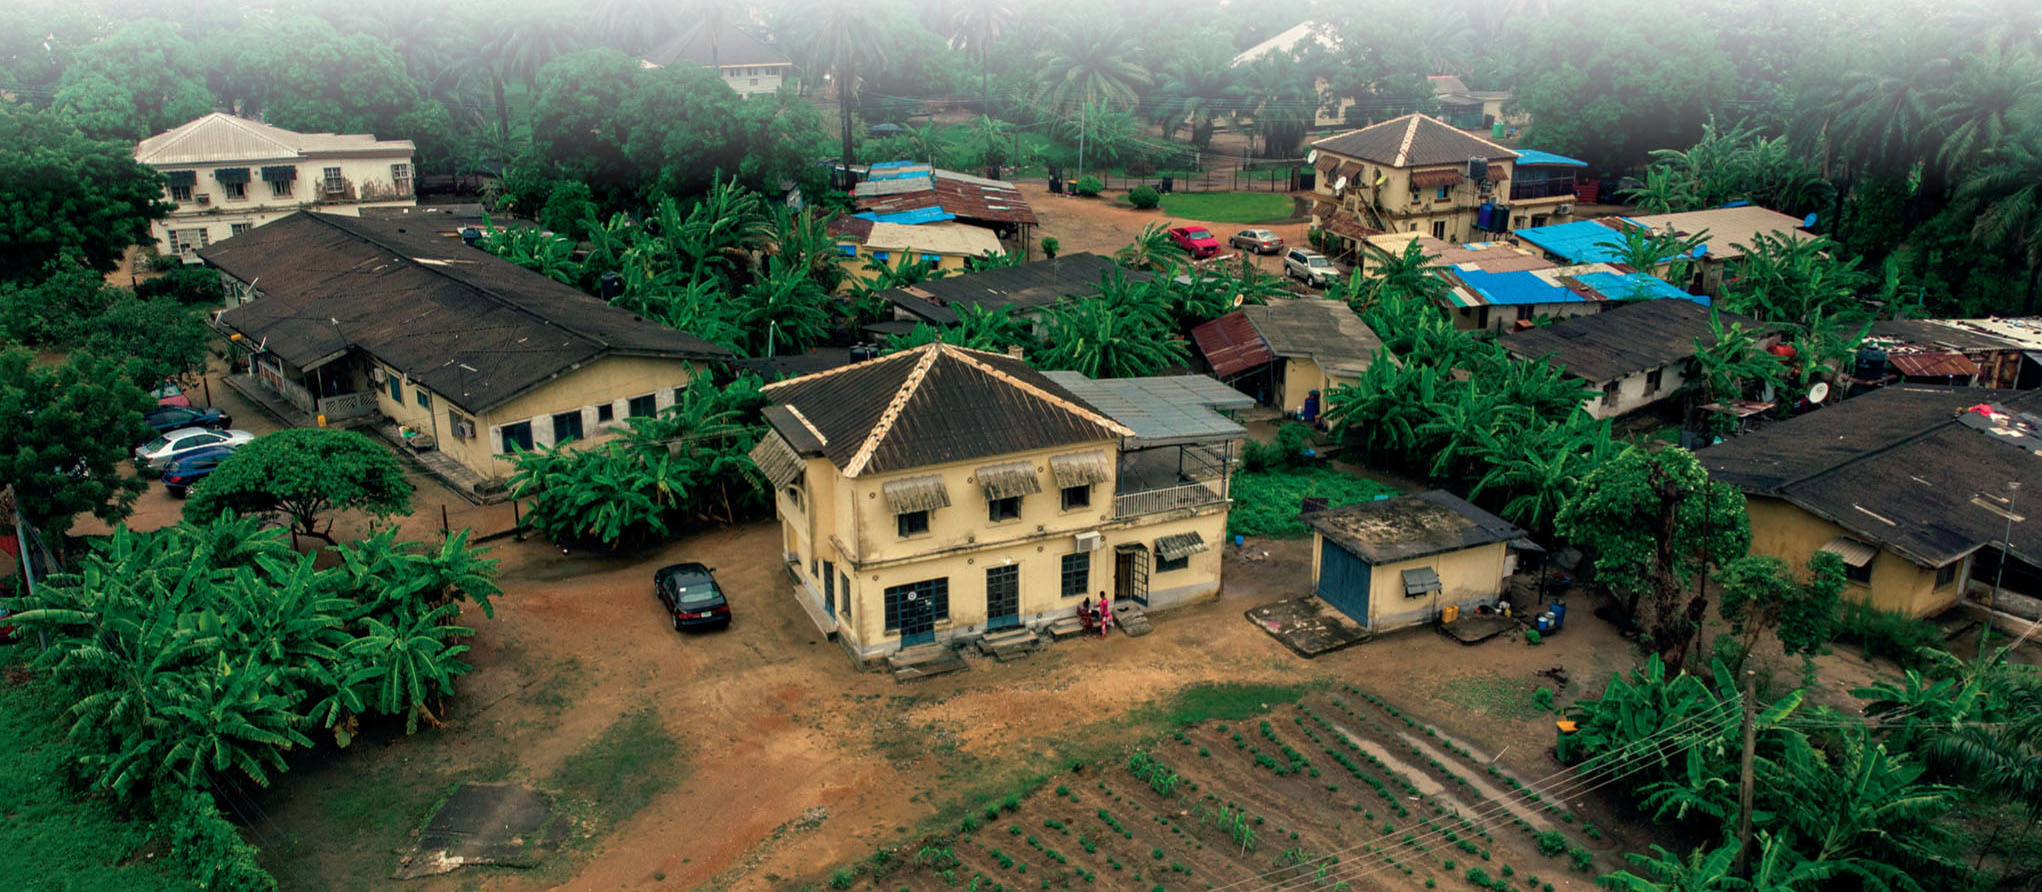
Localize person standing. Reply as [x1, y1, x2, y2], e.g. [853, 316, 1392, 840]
[1097, 592, 1112, 637]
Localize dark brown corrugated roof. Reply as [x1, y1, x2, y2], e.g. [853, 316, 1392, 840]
[1498, 300, 1757, 383]
[1192, 311, 1276, 377]
[878, 253, 1148, 324]
[760, 343, 1130, 476]
[1312, 113, 1517, 168]
[1889, 352, 1981, 379]
[204, 212, 727, 414]
[1702, 386, 2042, 567]
[856, 172, 1039, 226]
[644, 22, 791, 68]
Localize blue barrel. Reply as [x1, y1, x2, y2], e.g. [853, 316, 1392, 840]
[1302, 389, 1321, 422]
[1535, 615, 1552, 633]
[1549, 601, 1567, 631]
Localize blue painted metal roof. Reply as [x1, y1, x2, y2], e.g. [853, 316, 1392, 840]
[1511, 149, 1588, 167]
[1453, 268, 1567, 306]
[852, 206, 956, 225]
[1513, 220, 1640, 264]
[870, 160, 920, 169]
[1574, 271, 1710, 306]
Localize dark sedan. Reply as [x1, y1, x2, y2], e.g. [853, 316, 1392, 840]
[161, 446, 236, 498]
[144, 405, 232, 435]
[654, 562, 731, 630]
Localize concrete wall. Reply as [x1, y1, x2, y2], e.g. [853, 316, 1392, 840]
[721, 64, 789, 97]
[1307, 536, 1509, 632]
[372, 354, 699, 481]
[1581, 361, 1691, 420]
[779, 438, 1231, 657]
[1313, 154, 1519, 244]
[1451, 301, 1604, 333]
[150, 152, 416, 257]
[833, 244, 985, 286]
[1743, 497, 1970, 617]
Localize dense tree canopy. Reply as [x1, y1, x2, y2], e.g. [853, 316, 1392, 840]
[0, 103, 169, 283]
[183, 428, 415, 541]
[0, 348, 154, 540]
[51, 19, 214, 142]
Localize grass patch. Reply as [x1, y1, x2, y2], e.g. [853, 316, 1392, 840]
[0, 672, 174, 890]
[1229, 467, 1400, 539]
[1161, 681, 1325, 727]
[1430, 677, 1548, 722]
[551, 708, 684, 831]
[1156, 192, 1296, 224]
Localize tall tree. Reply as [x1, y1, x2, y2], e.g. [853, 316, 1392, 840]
[51, 19, 214, 142]
[1153, 36, 1239, 147]
[1954, 126, 2042, 313]
[788, 0, 891, 188]
[1035, 24, 1151, 114]
[0, 349, 154, 542]
[948, 1, 1013, 117]
[1927, 44, 2040, 177]
[0, 103, 171, 282]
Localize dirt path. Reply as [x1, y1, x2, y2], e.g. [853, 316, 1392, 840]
[1018, 182, 1313, 281]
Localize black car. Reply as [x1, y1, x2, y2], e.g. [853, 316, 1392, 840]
[144, 406, 232, 435]
[654, 562, 731, 630]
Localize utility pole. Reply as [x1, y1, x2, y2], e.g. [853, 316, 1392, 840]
[1733, 669, 1758, 875]
[1077, 100, 1088, 182]
[1980, 480, 2021, 661]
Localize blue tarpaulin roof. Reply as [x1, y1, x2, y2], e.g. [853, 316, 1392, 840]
[1574, 271, 1709, 306]
[870, 160, 920, 169]
[852, 206, 956, 225]
[1514, 220, 1652, 264]
[1511, 149, 1588, 167]
[1452, 268, 1564, 306]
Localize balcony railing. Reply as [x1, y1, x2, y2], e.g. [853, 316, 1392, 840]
[1508, 179, 1579, 201]
[316, 391, 378, 420]
[1113, 481, 1226, 518]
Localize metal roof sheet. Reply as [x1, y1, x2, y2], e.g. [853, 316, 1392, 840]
[642, 21, 791, 68]
[1888, 351, 1981, 379]
[1572, 271, 1708, 305]
[136, 113, 412, 165]
[1511, 149, 1588, 167]
[1623, 206, 1812, 261]
[1312, 113, 1517, 168]
[1306, 490, 1524, 565]
[1498, 300, 1752, 382]
[1039, 372, 1251, 448]
[1243, 299, 1386, 374]
[1511, 219, 1639, 264]
[853, 207, 955, 225]
[1191, 311, 1277, 377]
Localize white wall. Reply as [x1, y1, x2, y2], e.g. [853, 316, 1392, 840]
[150, 152, 417, 258]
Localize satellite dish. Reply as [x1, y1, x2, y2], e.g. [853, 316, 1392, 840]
[1808, 382, 1830, 404]
[1332, 175, 1348, 193]
[1306, 149, 1319, 164]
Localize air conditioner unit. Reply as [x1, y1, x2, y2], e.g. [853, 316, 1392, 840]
[1074, 531, 1105, 552]
[1556, 203, 1575, 215]
[368, 367, 384, 384]
[195, 194, 211, 206]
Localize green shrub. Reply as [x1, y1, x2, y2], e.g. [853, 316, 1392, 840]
[830, 867, 856, 889]
[1128, 185, 1161, 209]
[1228, 467, 1398, 538]
[1041, 236, 1060, 258]
[1523, 628, 1542, 646]
[1074, 176, 1104, 197]
[1531, 688, 1555, 712]
[1838, 602, 1941, 668]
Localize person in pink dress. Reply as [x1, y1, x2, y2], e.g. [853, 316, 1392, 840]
[1097, 592, 1112, 637]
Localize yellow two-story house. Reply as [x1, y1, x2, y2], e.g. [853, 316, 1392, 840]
[136, 113, 417, 260]
[748, 343, 1250, 661]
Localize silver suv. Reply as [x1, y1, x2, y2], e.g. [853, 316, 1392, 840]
[1284, 248, 1338, 287]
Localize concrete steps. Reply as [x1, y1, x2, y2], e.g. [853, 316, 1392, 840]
[888, 643, 968, 682]
[1043, 615, 1089, 640]
[975, 626, 1042, 662]
[1113, 603, 1154, 637]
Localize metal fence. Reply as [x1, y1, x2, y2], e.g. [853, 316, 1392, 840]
[1113, 481, 1226, 519]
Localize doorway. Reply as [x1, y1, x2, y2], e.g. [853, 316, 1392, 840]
[986, 565, 1020, 629]
[1113, 544, 1150, 605]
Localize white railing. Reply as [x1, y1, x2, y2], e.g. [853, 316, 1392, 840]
[1113, 481, 1225, 518]
[317, 391, 378, 420]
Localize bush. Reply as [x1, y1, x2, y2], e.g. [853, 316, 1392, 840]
[1532, 687, 1555, 712]
[1228, 467, 1398, 538]
[1523, 628, 1543, 646]
[136, 266, 224, 304]
[1838, 602, 1941, 669]
[1128, 185, 1161, 209]
[148, 253, 186, 272]
[1041, 235, 1060, 259]
[1073, 176, 1104, 197]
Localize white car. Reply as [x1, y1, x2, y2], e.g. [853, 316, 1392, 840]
[1284, 248, 1340, 287]
[135, 427, 255, 471]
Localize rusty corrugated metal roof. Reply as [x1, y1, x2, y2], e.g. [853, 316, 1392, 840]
[1192, 311, 1276, 378]
[1888, 352, 1980, 379]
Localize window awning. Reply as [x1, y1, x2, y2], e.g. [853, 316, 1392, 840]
[746, 433, 804, 489]
[1819, 537, 1877, 568]
[1050, 451, 1113, 488]
[213, 167, 251, 185]
[1402, 567, 1443, 596]
[975, 460, 1042, 500]
[1411, 169, 1464, 188]
[166, 170, 197, 187]
[1155, 531, 1209, 561]
[260, 165, 298, 182]
[883, 474, 951, 514]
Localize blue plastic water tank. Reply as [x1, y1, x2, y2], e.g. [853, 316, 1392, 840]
[1549, 601, 1567, 631]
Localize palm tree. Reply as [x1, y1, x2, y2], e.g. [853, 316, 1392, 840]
[1413, 11, 1475, 77]
[1928, 45, 2041, 177]
[1154, 38, 1239, 147]
[789, 0, 892, 187]
[468, 2, 582, 137]
[948, 2, 1013, 117]
[1829, 37, 1955, 178]
[1954, 126, 2042, 313]
[1235, 56, 1315, 156]
[683, 0, 747, 71]
[1114, 222, 1192, 274]
[1595, 224, 1708, 283]
[1035, 25, 1150, 115]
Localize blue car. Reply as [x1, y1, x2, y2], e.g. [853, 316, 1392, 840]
[161, 446, 236, 498]
[144, 405, 232, 435]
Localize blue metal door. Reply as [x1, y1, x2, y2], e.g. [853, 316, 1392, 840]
[986, 566, 1020, 630]
[1316, 539, 1372, 627]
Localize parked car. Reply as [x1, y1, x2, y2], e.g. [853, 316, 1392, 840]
[161, 446, 236, 498]
[144, 405, 231, 435]
[1284, 248, 1339, 287]
[1229, 229, 1284, 254]
[152, 382, 193, 408]
[135, 427, 255, 471]
[1167, 226, 1221, 259]
[654, 562, 732, 630]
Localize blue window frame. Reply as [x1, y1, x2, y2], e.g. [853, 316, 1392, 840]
[387, 373, 402, 401]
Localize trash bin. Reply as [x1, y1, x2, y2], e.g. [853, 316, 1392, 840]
[1555, 720, 1580, 764]
[1549, 600, 1567, 631]
[1536, 614, 1552, 633]
[1159, 176, 1174, 194]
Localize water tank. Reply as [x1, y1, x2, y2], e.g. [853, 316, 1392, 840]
[459, 227, 482, 246]
[1302, 389, 1321, 422]
[1854, 348, 1888, 380]
[1492, 121, 1507, 140]
[598, 272, 624, 300]
[1549, 600, 1567, 631]
[1467, 156, 1490, 182]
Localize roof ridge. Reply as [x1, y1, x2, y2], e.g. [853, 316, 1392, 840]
[300, 213, 616, 354]
[1394, 115, 1420, 167]
[761, 343, 924, 393]
[1769, 401, 1979, 495]
[945, 345, 1134, 437]
[843, 345, 945, 476]
[1421, 113, 1517, 157]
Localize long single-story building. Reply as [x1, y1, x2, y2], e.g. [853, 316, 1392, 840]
[1358, 233, 1705, 332]
[1499, 300, 1770, 420]
[1863, 317, 2042, 390]
[1304, 490, 1527, 632]
[877, 253, 1150, 331]
[1513, 207, 1814, 297]
[1701, 386, 2042, 617]
[203, 212, 728, 494]
[1192, 298, 1386, 417]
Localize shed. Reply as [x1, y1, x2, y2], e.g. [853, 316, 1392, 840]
[1191, 299, 1384, 414]
[1303, 490, 1525, 632]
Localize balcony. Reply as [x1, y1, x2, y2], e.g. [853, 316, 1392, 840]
[1114, 481, 1227, 518]
[1509, 179, 1579, 201]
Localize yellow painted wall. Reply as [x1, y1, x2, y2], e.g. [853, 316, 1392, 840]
[833, 244, 981, 286]
[1278, 358, 1351, 415]
[1306, 535, 1509, 632]
[1743, 497, 1969, 617]
[150, 152, 416, 257]
[373, 354, 699, 480]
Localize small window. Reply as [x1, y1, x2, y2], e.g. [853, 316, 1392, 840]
[1431, 220, 1447, 239]
[871, 251, 890, 261]
[229, 222, 251, 236]
[1061, 484, 1091, 510]
[390, 163, 413, 195]
[897, 510, 930, 537]
[839, 572, 851, 616]
[270, 179, 293, 198]
[836, 244, 858, 257]
[597, 403, 615, 422]
[499, 421, 534, 453]
[988, 495, 1022, 522]
[415, 389, 431, 408]
[1515, 305, 1534, 323]
[1156, 553, 1189, 573]
[1644, 368, 1664, 395]
[1845, 560, 1873, 585]
[552, 411, 583, 444]
[170, 184, 193, 202]
[1402, 566, 1443, 597]
[823, 559, 835, 599]
[223, 181, 246, 199]
[921, 254, 942, 264]
[322, 167, 343, 192]
[1601, 380, 1620, 405]
[1061, 552, 1090, 597]
[1934, 562, 1958, 588]
[627, 394, 657, 417]
[1435, 185, 1451, 200]
[388, 373, 403, 401]
[786, 486, 803, 510]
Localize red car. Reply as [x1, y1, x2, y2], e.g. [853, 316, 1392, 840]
[1168, 226, 1221, 259]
